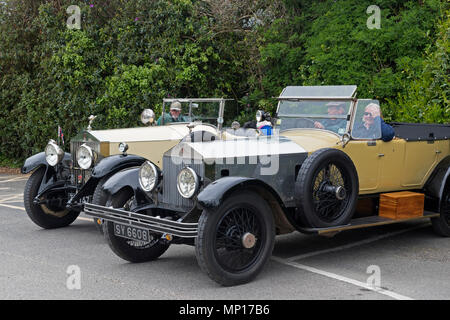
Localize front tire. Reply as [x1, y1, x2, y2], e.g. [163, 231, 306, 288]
[91, 176, 111, 233]
[195, 191, 275, 286]
[24, 167, 79, 229]
[103, 188, 170, 262]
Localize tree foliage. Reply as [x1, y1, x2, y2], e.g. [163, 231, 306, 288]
[0, 0, 448, 165]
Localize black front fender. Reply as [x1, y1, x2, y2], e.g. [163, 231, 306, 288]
[91, 154, 147, 179]
[102, 167, 149, 206]
[67, 154, 147, 208]
[21, 152, 71, 174]
[197, 176, 281, 209]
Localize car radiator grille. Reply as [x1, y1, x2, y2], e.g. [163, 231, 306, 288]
[70, 140, 100, 188]
[161, 155, 204, 209]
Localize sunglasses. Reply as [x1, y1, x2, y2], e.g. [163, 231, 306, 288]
[363, 112, 373, 117]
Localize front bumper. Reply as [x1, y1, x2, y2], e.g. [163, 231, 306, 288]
[83, 203, 198, 238]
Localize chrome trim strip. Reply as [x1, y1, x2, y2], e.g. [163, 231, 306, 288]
[84, 203, 198, 238]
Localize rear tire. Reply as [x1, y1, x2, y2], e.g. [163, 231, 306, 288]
[24, 167, 79, 229]
[103, 188, 170, 263]
[431, 183, 450, 237]
[295, 148, 359, 228]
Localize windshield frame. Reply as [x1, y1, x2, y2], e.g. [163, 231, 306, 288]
[161, 98, 228, 129]
[276, 97, 357, 135]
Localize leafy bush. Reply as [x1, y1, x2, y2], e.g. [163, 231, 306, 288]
[0, 0, 448, 165]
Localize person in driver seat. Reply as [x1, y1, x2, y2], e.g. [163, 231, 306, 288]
[352, 103, 395, 142]
[156, 101, 187, 125]
[314, 102, 347, 134]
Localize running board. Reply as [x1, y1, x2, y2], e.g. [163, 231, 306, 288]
[299, 211, 440, 235]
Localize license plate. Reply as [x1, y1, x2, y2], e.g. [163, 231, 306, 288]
[113, 223, 152, 242]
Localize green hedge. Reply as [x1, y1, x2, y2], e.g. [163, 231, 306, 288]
[0, 0, 448, 166]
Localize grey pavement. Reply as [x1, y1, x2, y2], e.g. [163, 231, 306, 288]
[0, 174, 449, 300]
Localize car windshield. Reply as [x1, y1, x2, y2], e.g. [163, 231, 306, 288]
[277, 100, 351, 135]
[159, 100, 222, 126]
[351, 99, 382, 140]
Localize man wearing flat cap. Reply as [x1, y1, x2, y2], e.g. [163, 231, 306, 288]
[314, 102, 347, 134]
[156, 101, 187, 125]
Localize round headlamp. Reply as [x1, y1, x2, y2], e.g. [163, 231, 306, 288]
[177, 167, 199, 199]
[139, 161, 159, 192]
[76, 144, 94, 170]
[256, 110, 264, 122]
[45, 140, 64, 166]
[141, 109, 155, 125]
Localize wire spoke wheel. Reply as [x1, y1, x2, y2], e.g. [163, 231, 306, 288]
[442, 189, 450, 225]
[122, 196, 157, 249]
[196, 191, 275, 286]
[295, 148, 358, 228]
[312, 162, 351, 223]
[214, 206, 264, 273]
[431, 183, 450, 237]
[104, 189, 170, 263]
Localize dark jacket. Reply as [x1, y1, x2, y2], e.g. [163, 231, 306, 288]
[156, 113, 188, 125]
[353, 116, 395, 142]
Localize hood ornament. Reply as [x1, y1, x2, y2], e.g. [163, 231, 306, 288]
[87, 115, 97, 131]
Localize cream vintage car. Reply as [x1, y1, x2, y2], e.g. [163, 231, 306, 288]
[21, 98, 241, 230]
[84, 86, 450, 286]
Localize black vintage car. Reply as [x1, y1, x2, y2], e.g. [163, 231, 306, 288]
[21, 99, 229, 230]
[84, 86, 450, 286]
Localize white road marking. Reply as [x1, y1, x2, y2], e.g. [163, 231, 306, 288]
[0, 175, 20, 181]
[0, 187, 11, 190]
[271, 257, 414, 300]
[0, 203, 93, 223]
[0, 177, 28, 183]
[284, 223, 429, 262]
[0, 203, 25, 210]
[77, 216, 93, 222]
[0, 194, 24, 203]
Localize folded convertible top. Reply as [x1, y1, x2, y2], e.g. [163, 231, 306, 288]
[391, 122, 450, 141]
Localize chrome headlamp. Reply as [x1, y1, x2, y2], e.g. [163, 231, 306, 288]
[139, 161, 159, 192]
[256, 110, 264, 122]
[141, 109, 155, 125]
[45, 139, 64, 166]
[76, 144, 94, 170]
[177, 167, 199, 199]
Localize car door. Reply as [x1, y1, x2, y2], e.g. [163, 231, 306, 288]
[345, 99, 383, 193]
[400, 140, 439, 187]
[377, 138, 406, 191]
[344, 140, 382, 192]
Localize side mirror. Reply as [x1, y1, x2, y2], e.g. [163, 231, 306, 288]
[341, 133, 351, 148]
[141, 109, 155, 125]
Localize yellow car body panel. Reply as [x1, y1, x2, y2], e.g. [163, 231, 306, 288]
[79, 124, 245, 168]
[281, 129, 450, 195]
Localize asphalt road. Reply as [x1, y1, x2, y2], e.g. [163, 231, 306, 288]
[0, 173, 449, 300]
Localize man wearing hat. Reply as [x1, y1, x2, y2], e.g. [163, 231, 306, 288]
[156, 101, 187, 125]
[314, 102, 347, 134]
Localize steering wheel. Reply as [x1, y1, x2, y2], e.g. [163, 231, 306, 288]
[295, 118, 316, 129]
